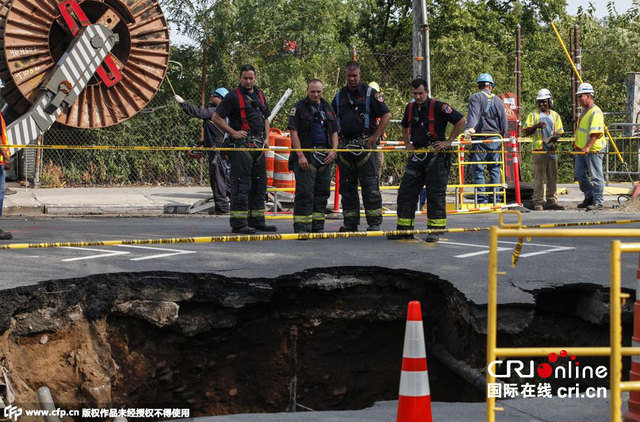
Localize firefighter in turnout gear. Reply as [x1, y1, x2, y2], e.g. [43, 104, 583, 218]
[212, 64, 277, 234]
[331, 61, 391, 232]
[288, 79, 339, 234]
[388, 78, 465, 243]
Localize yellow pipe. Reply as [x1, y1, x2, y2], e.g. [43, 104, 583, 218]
[487, 226, 499, 422]
[621, 381, 640, 391]
[497, 228, 640, 238]
[550, 22, 625, 164]
[495, 346, 640, 357]
[610, 240, 622, 421]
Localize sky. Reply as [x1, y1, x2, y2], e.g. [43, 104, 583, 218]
[169, 0, 637, 46]
[566, 0, 635, 17]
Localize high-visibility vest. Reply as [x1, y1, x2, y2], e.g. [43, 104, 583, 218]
[0, 113, 8, 166]
[574, 105, 605, 152]
[525, 109, 564, 150]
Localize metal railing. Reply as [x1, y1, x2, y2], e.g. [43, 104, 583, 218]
[486, 211, 640, 422]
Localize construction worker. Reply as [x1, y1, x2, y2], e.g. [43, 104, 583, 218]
[212, 64, 277, 234]
[574, 82, 606, 211]
[332, 61, 391, 232]
[387, 78, 465, 242]
[288, 79, 339, 234]
[175, 87, 231, 214]
[464, 73, 507, 204]
[0, 110, 11, 239]
[522, 89, 565, 211]
[368, 81, 386, 181]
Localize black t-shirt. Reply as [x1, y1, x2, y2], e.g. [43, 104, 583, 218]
[216, 86, 271, 137]
[287, 97, 338, 148]
[331, 82, 390, 140]
[401, 99, 463, 146]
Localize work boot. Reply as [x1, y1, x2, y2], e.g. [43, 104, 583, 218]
[586, 203, 604, 211]
[577, 197, 594, 209]
[533, 204, 544, 211]
[251, 224, 278, 232]
[366, 225, 380, 231]
[0, 230, 12, 240]
[545, 202, 565, 211]
[4, 187, 16, 195]
[339, 225, 358, 232]
[312, 228, 324, 233]
[232, 226, 256, 234]
[294, 229, 309, 240]
[425, 233, 440, 243]
[387, 233, 415, 240]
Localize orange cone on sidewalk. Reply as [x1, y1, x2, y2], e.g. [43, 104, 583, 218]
[625, 254, 640, 422]
[397, 300, 433, 422]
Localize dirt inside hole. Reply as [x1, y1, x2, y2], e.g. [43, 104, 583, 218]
[0, 268, 630, 418]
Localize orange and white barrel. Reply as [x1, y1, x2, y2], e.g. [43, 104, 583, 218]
[266, 128, 282, 187]
[274, 134, 295, 192]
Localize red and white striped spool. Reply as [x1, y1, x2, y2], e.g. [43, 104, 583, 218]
[625, 254, 640, 422]
[397, 300, 433, 422]
[274, 135, 295, 192]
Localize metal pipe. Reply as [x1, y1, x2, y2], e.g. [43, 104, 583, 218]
[429, 344, 485, 392]
[611, 240, 622, 421]
[36, 386, 61, 422]
[287, 325, 298, 412]
[421, 0, 431, 94]
[486, 226, 499, 422]
[515, 24, 521, 130]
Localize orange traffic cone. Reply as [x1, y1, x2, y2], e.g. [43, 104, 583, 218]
[396, 300, 433, 422]
[625, 254, 640, 422]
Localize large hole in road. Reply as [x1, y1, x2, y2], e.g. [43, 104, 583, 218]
[0, 268, 629, 416]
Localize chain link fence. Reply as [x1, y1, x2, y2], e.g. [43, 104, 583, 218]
[12, 43, 632, 189]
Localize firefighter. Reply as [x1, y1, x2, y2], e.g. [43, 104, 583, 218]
[522, 88, 565, 211]
[0, 110, 10, 239]
[464, 73, 508, 204]
[574, 82, 606, 211]
[331, 61, 391, 232]
[288, 79, 339, 234]
[212, 64, 277, 234]
[387, 78, 465, 242]
[175, 87, 231, 214]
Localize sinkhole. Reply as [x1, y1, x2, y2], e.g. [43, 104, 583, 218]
[0, 267, 630, 417]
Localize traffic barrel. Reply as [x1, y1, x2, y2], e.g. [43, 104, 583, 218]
[266, 128, 281, 187]
[397, 300, 433, 422]
[625, 254, 640, 422]
[274, 134, 295, 192]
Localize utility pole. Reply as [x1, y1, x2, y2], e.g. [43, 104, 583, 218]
[412, 0, 431, 93]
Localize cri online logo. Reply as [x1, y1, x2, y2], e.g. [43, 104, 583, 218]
[488, 350, 608, 379]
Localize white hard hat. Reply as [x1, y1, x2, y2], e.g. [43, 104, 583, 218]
[368, 81, 380, 92]
[536, 88, 552, 101]
[576, 82, 595, 95]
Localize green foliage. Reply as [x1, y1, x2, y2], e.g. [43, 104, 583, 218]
[36, 0, 640, 186]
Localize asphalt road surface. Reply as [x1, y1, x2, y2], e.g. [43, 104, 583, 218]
[2, 210, 639, 305]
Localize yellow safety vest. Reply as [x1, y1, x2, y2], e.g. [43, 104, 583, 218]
[574, 105, 605, 152]
[524, 109, 564, 150]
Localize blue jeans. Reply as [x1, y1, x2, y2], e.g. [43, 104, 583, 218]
[0, 166, 5, 218]
[470, 140, 501, 203]
[574, 150, 605, 205]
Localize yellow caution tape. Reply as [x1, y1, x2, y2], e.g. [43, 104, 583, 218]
[511, 237, 524, 267]
[2, 218, 640, 250]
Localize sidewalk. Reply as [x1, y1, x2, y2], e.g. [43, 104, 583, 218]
[2, 182, 635, 217]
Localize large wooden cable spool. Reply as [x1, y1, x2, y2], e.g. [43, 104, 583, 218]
[0, 0, 170, 128]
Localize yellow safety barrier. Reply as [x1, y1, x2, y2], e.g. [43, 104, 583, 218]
[487, 210, 640, 422]
[454, 133, 508, 211]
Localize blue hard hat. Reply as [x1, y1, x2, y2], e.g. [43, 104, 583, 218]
[212, 87, 229, 98]
[476, 73, 494, 87]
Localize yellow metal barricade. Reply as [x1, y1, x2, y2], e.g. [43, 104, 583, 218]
[487, 211, 640, 421]
[451, 133, 508, 212]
